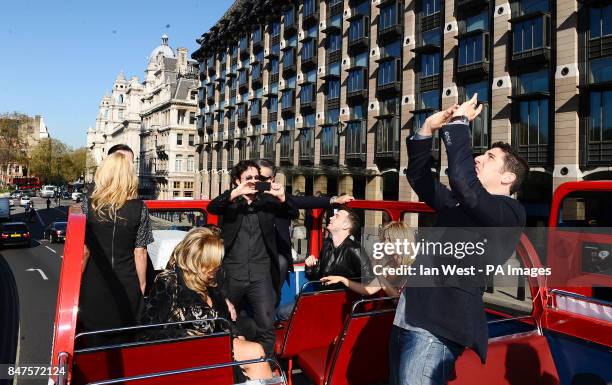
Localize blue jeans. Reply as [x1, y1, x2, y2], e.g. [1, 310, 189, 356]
[389, 325, 464, 385]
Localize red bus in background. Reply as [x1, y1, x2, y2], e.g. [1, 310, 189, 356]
[12, 176, 41, 191]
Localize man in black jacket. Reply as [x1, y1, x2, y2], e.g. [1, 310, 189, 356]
[275, 206, 376, 320]
[207, 160, 298, 357]
[389, 94, 528, 385]
[255, 159, 354, 295]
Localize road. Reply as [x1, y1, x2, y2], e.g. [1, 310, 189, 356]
[1, 196, 71, 385]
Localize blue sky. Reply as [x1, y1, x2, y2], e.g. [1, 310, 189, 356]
[0, 0, 233, 149]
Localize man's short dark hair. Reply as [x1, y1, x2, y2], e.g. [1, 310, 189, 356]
[256, 159, 276, 176]
[230, 160, 260, 186]
[108, 144, 133, 155]
[338, 206, 360, 235]
[491, 142, 529, 195]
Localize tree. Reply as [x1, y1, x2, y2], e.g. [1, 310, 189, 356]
[28, 138, 69, 185]
[0, 113, 29, 171]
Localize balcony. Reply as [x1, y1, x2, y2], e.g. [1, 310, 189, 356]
[510, 12, 551, 65]
[156, 144, 167, 158]
[589, 35, 612, 59]
[252, 67, 263, 87]
[455, 30, 490, 78]
[252, 27, 263, 52]
[419, 74, 440, 92]
[378, 23, 402, 44]
[301, 52, 318, 70]
[283, 11, 297, 37]
[155, 169, 168, 177]
[238, 73, 249, 92]
[421, 12, 441, 32]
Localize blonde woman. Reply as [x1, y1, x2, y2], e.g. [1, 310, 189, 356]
[142, 228, 273, 381]
[78, 152, 154, 345]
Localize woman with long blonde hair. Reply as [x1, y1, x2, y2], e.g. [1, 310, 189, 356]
[79, 151, 154, 345]
[142, 228, 273, 381]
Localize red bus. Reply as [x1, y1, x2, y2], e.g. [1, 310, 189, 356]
[11, 176, 41, 191]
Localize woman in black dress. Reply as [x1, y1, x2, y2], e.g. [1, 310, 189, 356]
[141, 228, 272, 381]
[78, 151, 153, 345]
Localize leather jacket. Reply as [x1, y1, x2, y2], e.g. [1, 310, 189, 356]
[305, 236, 375, 286]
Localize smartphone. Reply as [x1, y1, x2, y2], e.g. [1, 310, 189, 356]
[255, 181, 271, 192]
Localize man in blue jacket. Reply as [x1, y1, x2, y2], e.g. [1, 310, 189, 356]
[390, 94, 529, 385]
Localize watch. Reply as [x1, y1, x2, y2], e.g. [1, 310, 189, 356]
[448, 115, 469, 124]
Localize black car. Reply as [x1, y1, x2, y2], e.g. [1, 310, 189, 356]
[61, 191, 71, 199]
[0, 222, 31, 247]
[44, 222, 67, 243]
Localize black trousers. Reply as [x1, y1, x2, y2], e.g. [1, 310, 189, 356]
[226, 275, 276, 357]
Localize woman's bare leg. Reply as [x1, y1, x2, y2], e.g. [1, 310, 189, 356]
[233, 338, 273, 380]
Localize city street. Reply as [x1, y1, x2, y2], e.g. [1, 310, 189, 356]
[1, 196, 71, 385]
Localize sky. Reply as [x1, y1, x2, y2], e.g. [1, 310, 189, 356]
[0, 0, 234, 149]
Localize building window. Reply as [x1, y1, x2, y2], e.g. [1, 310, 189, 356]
[514, 69, 550, 165]
[280, 131, 293, 163]
[282, 89, 294, 109]
[420, 53, 440, 77]
[300, 83, 315, 104]
[173, 191, 181, 197]
[184, 191, 193, 198]
[378, 59, 400, 86]
[590, 5, 612, 39]
[187, 156, 195, 172]
[348, 13, 369, 45]
[346, 120, 366, 163]
[174, 181, 181, 189]
[423, 0, 440, 16]
[376, 97, 400, 163]
[176, 133, 183, 146]
[284, 7, 295, 28]
[271, 58, 279, 75]
[589, 57, 612, 84]
[327, 79, 340, 100]
[175, 155, 183, 171]
[320, 126, 339, 161]
[304, 0, 316, 18]
[347, 67, 366, 93]
[379, 2, 399, 31]
[328, 33, 342, 53]
[302, 39, 316, 61]
[271, 21, 281, 37]
[269, 96, 278, 113]
[189, 134, 195, 146]
[250, 136, 260, 159]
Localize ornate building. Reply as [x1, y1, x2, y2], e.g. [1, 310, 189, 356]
[192, 0, 612, 222]
[87, 35, 200, 199]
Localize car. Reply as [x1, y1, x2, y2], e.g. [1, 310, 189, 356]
[0, 222, 31, 247]
[20, 189, 35, 197]
[61, 191, 71, 199]
[72, 192, 83, 201]
[20, 196, 31, 207]
[40, 185, 55, 198]
[44, 221, 67, 243]
[10, 191, 22, 199]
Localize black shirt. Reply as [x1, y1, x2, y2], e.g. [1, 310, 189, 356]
[224, 201, 271, 282]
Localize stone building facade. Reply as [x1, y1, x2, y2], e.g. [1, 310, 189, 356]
[87, 35, 200, 199]
[192, 0, 612, 221]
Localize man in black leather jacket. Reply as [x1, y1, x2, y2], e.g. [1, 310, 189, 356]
[275, 207, 376, 320]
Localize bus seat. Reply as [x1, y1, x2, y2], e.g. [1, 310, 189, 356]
[276, 287, 357, 358]
[72, 332, 234, 385]
[297, 297, 396, 385]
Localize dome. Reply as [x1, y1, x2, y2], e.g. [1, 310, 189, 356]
[148, 34, 175, 62]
